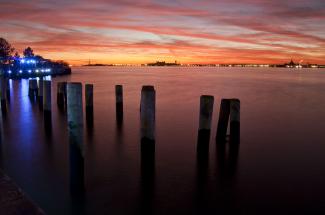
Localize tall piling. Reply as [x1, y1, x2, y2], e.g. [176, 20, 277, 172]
[28, 79, 38, 98]
[230, 99, 240, 144]
[140, 85, 156, 167]
[216, 99, 231, 144]
[140, 86, 156, 210]
[197, 95, 214, 154]
[67, 83, 84, 192]
[43, 80, 52, 129]
[85, 84, 93, 127]
[140, 86, 156, 146]
[115, 85, 123, 122]
[57, 82, 66, 110]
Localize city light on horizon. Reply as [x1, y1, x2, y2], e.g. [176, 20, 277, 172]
[1, 0, 325, 65]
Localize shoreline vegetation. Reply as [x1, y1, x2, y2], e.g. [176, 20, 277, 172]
[0, 38, 71, 78]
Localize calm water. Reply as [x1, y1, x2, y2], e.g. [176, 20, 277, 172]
[1, 67, 325, 214]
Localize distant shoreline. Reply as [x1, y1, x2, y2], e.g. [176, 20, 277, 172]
[80, 64, 325, 68]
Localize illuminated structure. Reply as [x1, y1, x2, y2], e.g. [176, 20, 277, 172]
[2, 56, 71, 78]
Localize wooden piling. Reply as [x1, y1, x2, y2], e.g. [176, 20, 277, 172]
[85, 84, 93, 126]
[63, 82, 67, 108]
[5, 78, 10, 101]
[0, 76, 7, 113]
[140, 86, 155, 200]
[216, 99, 231, 144]
[197, 95, 214, 153]
[43, 80, 51, 126]
[57, 82, 66, 110]
[140, 86, 155, 146]
[28, 79, 38, 97]
[38, 78, 43, 109]
[230, 99, 240, 144]
[115, 85, 123, 121]
[67, 82, 84, 192]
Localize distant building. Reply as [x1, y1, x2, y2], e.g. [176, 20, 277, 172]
[147, 61, 180, 66]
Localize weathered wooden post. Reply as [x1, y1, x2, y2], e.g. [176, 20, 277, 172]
[0, 76, 7, 113]
[57, 82, 66, 110]
[67, 82, 84, 192]
[140, 86, 156, 174]
[230, 99, 240, 144]
[63, 82, 67, 108]
[5, 78, 10, 102]
[115, 85, 123, 122]
[28, 79, 38, 98]
[140, 86, 156, 146]
[85, 84, 93, 126]
[216, 99, 230, 144]
[38, 78, 43, 109]
[43, 80, 51, 127]
[197, 95, 214, 154]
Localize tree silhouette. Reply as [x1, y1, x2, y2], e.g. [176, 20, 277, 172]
[23, 47, 34, 57]
[0, 38, 15, 65]
[14, 52, 20, 58]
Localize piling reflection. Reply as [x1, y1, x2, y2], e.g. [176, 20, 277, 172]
[216, 144, 239, 180]
[115, 117, 123, 145]
[86, 106, 94, 132]
[215, 143, 240, 213]
[195, 135, 210, 214]
[0, 100, 7, 118]
[140, 140, 155, 214]
[70, 189, 86, 215]
[44, 111, 52, 137]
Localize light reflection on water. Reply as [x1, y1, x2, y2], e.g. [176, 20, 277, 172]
[1, 67, 325, 214]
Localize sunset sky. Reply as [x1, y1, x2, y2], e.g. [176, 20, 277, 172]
[1, 0, 324, 65]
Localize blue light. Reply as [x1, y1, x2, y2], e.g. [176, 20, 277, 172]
[21, 59, 25, 63]
[19, 70, 23, 74]
[35, 69, 39, 73]
[8, 70, 12, 74]
[28, 70, 32, 73]
[41, 69, 45, 73]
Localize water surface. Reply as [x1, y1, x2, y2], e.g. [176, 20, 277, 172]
[1, 67, 325, 214]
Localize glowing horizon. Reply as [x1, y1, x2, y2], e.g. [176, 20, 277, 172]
[1, 0, 325, 65]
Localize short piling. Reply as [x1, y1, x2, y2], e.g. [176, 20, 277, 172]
[38, 78, 43, 109]
[43, 80, 52, 128]
[0, 76, 7, 113]
[216, 99, 231, 144]
[115, 85, 123, 122]
[67, 83, 84, 192]
[57, 82, 66, 110]
[197, 95, 214, 154]
[230, 99, 240, 144]
[28, 79, 38, 98]
[85, 84, 93, 127]
[63, 82, 67, 108]
[5, 78, 10, 102]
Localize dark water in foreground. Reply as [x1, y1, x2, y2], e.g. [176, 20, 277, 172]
[1, 67, 325, 214]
